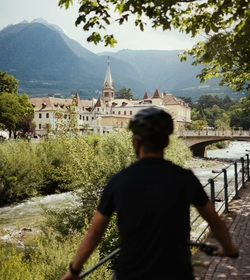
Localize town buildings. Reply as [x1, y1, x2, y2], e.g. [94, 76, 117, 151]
[29, 60, 191, 136]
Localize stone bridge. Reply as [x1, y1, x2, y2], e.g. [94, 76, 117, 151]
[176, 130, 250, 157]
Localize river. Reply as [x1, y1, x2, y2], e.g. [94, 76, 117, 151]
[0, 140, 249, 230]
[192, 141, 250, 185]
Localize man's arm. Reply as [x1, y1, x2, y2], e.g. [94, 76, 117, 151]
[60, 210, 111, 280]
[195, 199, 239, 257]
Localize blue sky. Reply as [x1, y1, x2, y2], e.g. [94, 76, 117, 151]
[0, 0, 202, 54]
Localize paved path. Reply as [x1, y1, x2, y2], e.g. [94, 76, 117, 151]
[192, 181, 250, 280]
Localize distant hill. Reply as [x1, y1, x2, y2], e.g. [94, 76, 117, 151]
[0, 20, 244, 101]
[98, 49, 244, 101]
[0, 20, 145, 99]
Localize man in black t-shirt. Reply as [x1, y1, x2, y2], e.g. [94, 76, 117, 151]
[60, 108, 238, 280]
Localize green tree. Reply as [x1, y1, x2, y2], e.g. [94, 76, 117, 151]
[0, 93, 34, 138]
[204, 105, 228, 128]
[0, 93, 22, 135]
[16, 94, 35, 136]
[0, 71, 18, 94]
[178, 1, 250, 92]
[196, 95, 222, 110]
[185, 120, 207, 131]
[229, 95, 250, 130]
[222, 95, 234, 110]
[185, 107, 207, 130]
[115, 87, 134, 100]
[0, 72, 34, 137]
[214, 112, 231, 131]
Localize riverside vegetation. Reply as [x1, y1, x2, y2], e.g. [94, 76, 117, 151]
[0, 130, 195, 280]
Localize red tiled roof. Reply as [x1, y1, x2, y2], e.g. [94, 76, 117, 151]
[94, 97, 103, 108]
[163, 94, 189, 107]
[152, 89, 162, 99]
[143, 91, 149, 99]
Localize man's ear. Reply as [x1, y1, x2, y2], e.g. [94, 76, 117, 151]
[132, 135, 141, 150]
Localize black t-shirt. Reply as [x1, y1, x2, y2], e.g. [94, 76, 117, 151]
[97, 158, 209, 280]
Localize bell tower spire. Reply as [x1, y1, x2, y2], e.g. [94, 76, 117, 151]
[102, 57, 115, 102]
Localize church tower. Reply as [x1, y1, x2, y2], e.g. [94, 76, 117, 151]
[102, 57, 115, 102]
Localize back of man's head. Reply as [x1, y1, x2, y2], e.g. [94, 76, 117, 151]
[129, 107, 174, 152]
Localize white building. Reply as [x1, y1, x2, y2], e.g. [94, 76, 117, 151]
[30, 59, 191, 136]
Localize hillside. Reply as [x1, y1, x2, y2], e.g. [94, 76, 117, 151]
[98, 49, 241, 101]
[0, 20, 145, 99]
[0, 20, 243, 101]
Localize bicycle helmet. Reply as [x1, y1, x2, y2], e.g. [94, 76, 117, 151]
[129, 107, 173, 139]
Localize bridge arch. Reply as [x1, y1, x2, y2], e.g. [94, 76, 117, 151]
[176, 130, 250, 157]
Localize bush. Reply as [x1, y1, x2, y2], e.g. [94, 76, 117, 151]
[207, 140, 230, 150]
[165, 134, 193, 167]
[0, 229, 112, 280]
[0, 140, 43, 205]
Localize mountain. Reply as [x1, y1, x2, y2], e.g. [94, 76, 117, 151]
[0, 20, 145, 99]
[98, 49, 242, 101]
[0, 20, 243, 101]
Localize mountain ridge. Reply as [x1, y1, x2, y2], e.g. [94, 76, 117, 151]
[0, 20, 242, 101]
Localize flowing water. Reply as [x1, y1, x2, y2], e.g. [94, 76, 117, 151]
[192, 141, 250, 185]
[0, 192, 78, 230]
[0, 141, 250, 231]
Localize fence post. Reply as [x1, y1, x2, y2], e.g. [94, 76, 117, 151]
[241, 157, 246, 188]
[208, 178, 215, 205]
[246, 154, 250, 181]
[222, 168, 229, 213]
[233, 161, 240, 199]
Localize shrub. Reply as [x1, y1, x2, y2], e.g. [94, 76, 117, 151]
[165, 134, 193, 167]
[0, 140, 43, 204]
[0, 229, 112, 280]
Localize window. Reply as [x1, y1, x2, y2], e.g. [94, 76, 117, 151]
[86, 116, 89, 121]
[118, 111, 121, 115]
[83, 116, 85, 121]
[130, 111, 133, 115]
[64, 114, 67, 119]
[46, 113, 49, 118]
[124, 111, 126, 115]
[39, 113, 42, 119]
[39, 124, 42, 129]
[105, 92, 109, 97]
[79, 115, 82, 120]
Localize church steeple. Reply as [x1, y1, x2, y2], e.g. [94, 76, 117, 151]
[102, 57, 115, 102]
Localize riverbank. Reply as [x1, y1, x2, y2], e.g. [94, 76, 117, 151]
[0, 156, 228, 245]
[1, 140, 249, 246]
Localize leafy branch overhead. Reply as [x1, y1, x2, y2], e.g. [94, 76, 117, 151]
[58, 0, 197, 46]
[58, 0, 250, 92]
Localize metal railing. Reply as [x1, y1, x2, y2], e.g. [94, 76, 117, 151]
[176, 129, 250, 137]
[190, 153, 250, 242]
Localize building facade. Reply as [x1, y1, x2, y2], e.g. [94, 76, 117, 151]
[30, 60, 191, 136]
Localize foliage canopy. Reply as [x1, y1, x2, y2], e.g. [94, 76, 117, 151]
[115, 87, 134, 100]
[0, 71, 34, 137]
